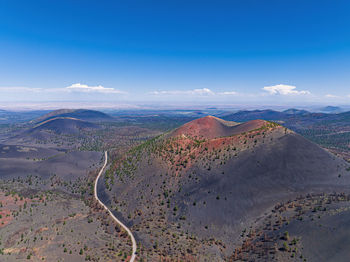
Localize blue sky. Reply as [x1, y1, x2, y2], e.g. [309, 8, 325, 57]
[0, 0, 350, 108]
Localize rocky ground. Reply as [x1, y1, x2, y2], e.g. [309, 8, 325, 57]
[231, 192, 350, 262]
[0, 180, 132, 261]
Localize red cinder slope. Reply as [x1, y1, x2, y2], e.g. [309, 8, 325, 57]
[171, 116, 268, 139]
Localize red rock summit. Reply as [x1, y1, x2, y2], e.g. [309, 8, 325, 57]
[171, 115, 268, 139]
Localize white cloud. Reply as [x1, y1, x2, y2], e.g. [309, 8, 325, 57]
[263, 84, 310, 95]
[66, 83, 124, 94]
[151, 88, 214, 96]
[325, 94, 339, 98]
[191, 88, 214, 95]
[0, 84, 126, 95]
[218, 91, 238, 95]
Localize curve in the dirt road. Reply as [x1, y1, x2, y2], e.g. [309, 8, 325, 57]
[94, 151, 137, 262]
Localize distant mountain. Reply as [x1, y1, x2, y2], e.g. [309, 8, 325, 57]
[222, 109, 350, 131]
[222, 109, 312, 123]
[7, 118, 100, 144]
[31, 118, 99, 134]
[283, 108, 309, 115]
[222, 109, 288, 122]
[103, 116, 349, 259]
[33, 109, 113, 123]
[319, 106, 343, 113]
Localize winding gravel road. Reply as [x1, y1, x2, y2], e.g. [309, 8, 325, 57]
[94, 151, 137, 262]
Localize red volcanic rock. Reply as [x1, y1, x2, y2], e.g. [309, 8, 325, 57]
[171, 116, 268, 139]
[228, 119, 267, 134]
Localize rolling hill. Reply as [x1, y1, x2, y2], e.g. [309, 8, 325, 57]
[101, 116, 350, 259]
[221, 109, 312, 122]
[33, 108, 113, 123]
[319, 106, 343, 113]
[31, 117, 99, 134]
[6, 117, 100, 147]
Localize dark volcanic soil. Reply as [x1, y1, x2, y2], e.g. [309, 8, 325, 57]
[232, 193, 350, 262]
[0, 147, 102, 182]
[102, 116, 350, 260]
[31, 118, 99, 134]
[33, 108, 113, 123]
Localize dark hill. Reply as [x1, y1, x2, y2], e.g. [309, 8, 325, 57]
[31, 118, 99, 135]
[222, 109, 313, 122]
[33, 109, 113, 123]
[102, 116, 350, 258]
[222, 109, 288, 122]
[283, 108, 309, 115]
[7, 116, 101, 145]
[320, 106, 343, 113]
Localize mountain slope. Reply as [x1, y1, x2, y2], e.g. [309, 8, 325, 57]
[319, 106, 343, 113]
[171, 115, 273, 140]
[102, 116, 350, 259]
[283, 108, 309, 115]
[222, 109, 289, 121]
[31, 118, 99, 134]
[171, 115, 238, 139]
[222, 109, 313, 122]
[33, 109, 113, 123]
[7, 118, 100, 145]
